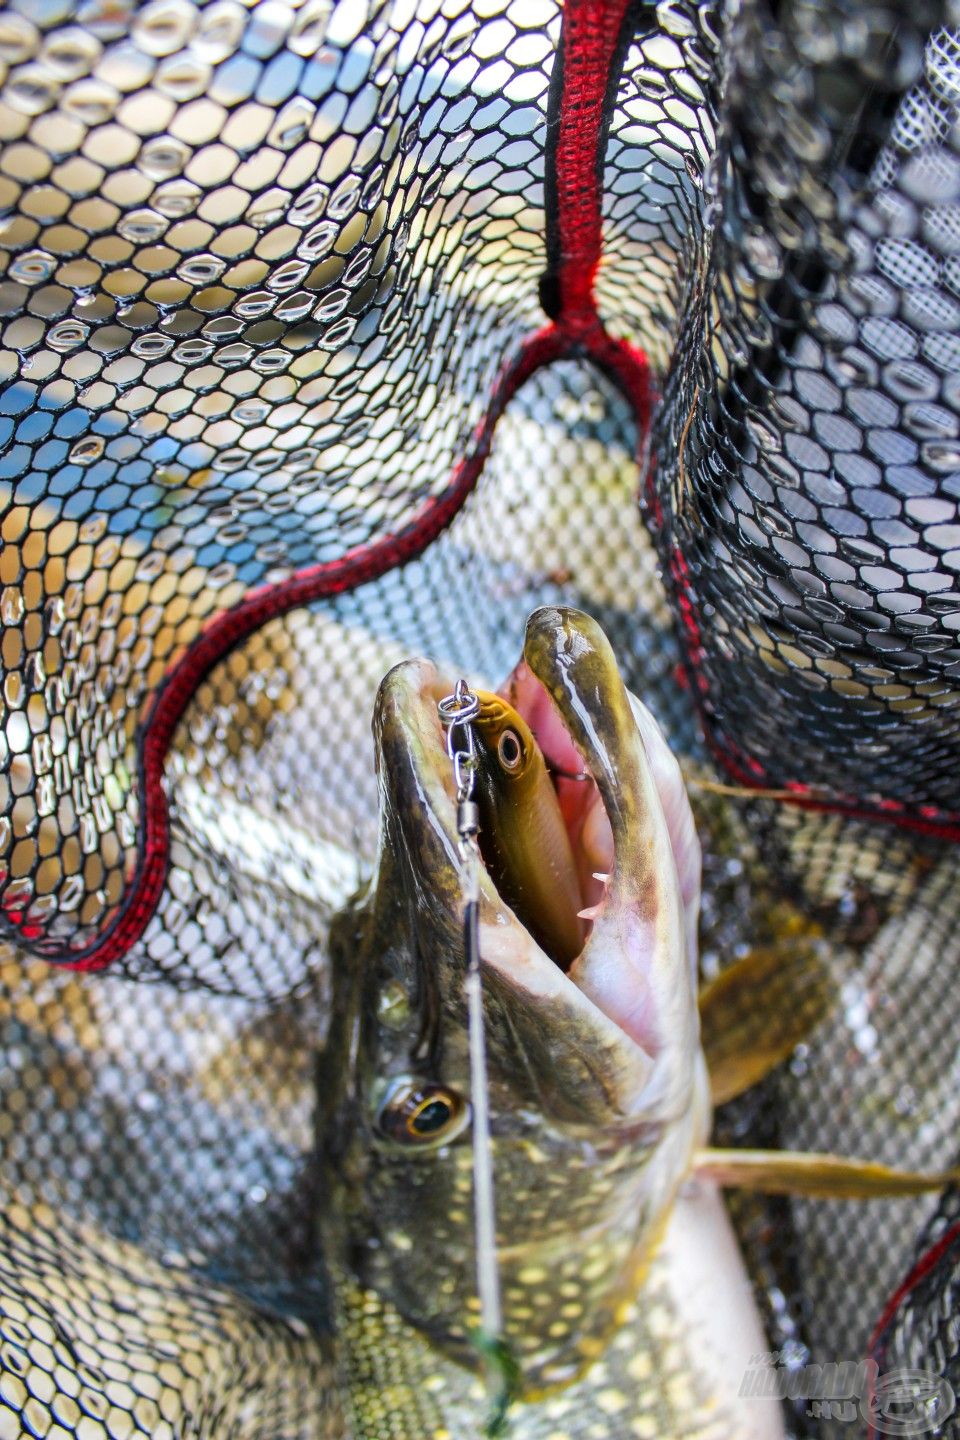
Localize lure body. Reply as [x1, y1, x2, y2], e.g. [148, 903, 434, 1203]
[472, 690, 585, 969]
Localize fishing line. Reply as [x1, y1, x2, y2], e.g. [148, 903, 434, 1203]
[438, 680, 519, 1436]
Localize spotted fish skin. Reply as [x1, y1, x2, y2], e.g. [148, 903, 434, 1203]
[316, 609, 724, 1434]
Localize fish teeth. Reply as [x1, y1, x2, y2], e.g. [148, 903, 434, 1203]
[579, 873, 611, 920]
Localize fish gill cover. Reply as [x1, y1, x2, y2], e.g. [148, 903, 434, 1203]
[0, 0, 957, 1437]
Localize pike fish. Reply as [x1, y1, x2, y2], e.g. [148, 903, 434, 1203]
[312, 607, 771, 1435]
[317, 604, 960, 1438]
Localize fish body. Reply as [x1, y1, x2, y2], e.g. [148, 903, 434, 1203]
[316, 607, 749, 1433]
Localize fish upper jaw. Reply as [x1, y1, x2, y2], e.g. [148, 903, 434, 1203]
[512, 606, 703, 1118]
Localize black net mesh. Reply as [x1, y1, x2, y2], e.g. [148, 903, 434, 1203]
[0, 0, 959, 1437]
[868, 1184, 960, 1439]
[654, 0, 960, 822]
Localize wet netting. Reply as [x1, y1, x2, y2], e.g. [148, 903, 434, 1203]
[0, 0, 959, 1436]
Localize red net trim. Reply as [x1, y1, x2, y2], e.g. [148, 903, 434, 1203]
[55, 0, 655, 970]
[866, 1218, 960, 1440]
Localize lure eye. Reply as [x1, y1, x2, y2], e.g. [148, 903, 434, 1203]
[376, 1078, 470, 1148]
[497, 728, 523, 772]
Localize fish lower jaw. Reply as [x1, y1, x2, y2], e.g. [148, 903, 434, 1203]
[478, 909, 659, 1082]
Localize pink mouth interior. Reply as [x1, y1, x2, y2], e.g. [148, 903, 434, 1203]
[502, 659, 615, 926]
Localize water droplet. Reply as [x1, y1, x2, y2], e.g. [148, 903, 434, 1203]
[922, 440, 960, 473]
[75, 0, 134, 40]
[249, 448, 281, 472]
[0, 14, 39, 65]
[131, 331, 173, 359]
[139, 135, 190, 182]
[44, 595, 65, 636]
[117, 209, 169, 243]
[177, 254, 227, 286]
[132, 0, 197, 56]
[155, 54, 211, 102]
[288, 183, 329, 228]
[314, 288, 349, 322]
[246, 189, 290, 229]
[59, 873, 85, 911]
[135, 551, 166, 580]
[284, 448, 317, 474]
[233, 290, 275, 320]
[317, 316, 355, 351]
[289, 470, 319, 494]
[233, 399, 269, 424]
[4, 65, 62, 116]
[274, 290, 315, 322]
[683, 152, 702, 189]
[267, 96, 315, 152]
[201, 315, 243, 340]
[47, 319, 91, 352]
[827, 348, 878, 387]
[882, 359, 938, 402]
[41, 26, 102, 80]
[268, 259, 310, 294]
[79, 513, 108, 543]
[655, 0, 697, 36]
[1, 588, 24, 625]
[212, 447, 249, 472]
[70, 435, 105, 465]
[152, 179, 201, 218]
[193, 0, 245, 61]
[10, 250, 56, 285]
[903, 403, 958, 442]
[251, 349, 291, 374]
[298, 220, 338, 260]
[635, 64, 671, 98]
[926, 593, 960, 616]
[743, 228, 783, 281]
[62, 78, 119, 125]
[342, 248, 372, 287]
[213, 343, 254, 370]
[207, 559, 237, 587]
[172, 338, 214, 363]
[289, 0, 331, 56]
[361, 168, 384, 211]
[328, 178, 359, 220]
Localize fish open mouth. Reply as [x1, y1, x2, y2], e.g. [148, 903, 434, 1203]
[500, 656, 615, 959]
[427, 606, 700, 1073]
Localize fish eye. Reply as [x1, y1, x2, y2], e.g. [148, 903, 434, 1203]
[375, 1078, 470, 1148]
[497, 728, 523, 772]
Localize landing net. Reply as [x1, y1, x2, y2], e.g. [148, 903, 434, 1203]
[0, 2, 958, 1436]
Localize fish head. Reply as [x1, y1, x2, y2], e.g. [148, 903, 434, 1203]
[318, 606, 708, 1391]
